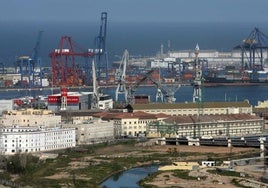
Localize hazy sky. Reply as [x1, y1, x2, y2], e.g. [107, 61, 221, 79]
[1, 0, 268, 23]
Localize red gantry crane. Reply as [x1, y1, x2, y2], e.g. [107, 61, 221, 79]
[50, 36, 94, 87]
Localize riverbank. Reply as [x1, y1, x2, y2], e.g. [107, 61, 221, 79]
[2, 140, 260, 187]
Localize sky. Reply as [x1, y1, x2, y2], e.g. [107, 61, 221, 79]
[1, 0, 268, 23]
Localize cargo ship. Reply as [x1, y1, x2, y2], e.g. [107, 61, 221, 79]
[202, 65, 268, 86]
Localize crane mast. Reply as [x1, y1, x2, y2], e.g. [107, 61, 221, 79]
[94, 12, 108, 83]
[115, 49, 128, 102]
[91, 59, 99, 109]
[193, 44, 202, 103]
[31, 30, 43, 64]
[192, 44, 203, 138]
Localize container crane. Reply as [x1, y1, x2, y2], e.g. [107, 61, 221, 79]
[31, 30, 43, 87]
[31, 30, 43, 66]
[50, 36, 94, 87]
[234, 27, 268, 73]
[115, 49, 128, 102]
[94, 12, 108, 83]
[16, 30, 43, 88]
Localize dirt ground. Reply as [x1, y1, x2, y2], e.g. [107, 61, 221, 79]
[46, 142, 267, 187]
[146, 166, 268, 188]
[94, 143, 268, 188]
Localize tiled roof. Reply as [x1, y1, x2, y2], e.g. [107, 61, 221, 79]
[163, 114, 261, 124]
[130, 101, 251, 110]
[92, 111, 160, 120]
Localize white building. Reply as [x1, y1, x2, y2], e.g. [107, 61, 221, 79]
[169, 49, 268, 68]
[150, 58, 177, 69]
[62, 119, 114, 145]
[98, 94, 114, 110]
[0, 126, 76, 155]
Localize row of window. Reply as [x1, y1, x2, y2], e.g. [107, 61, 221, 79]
[123, 125, 146, 130]
[172, 128, 262, 137]
[123, 121, 151, 125]
[4, 143, 74, 153]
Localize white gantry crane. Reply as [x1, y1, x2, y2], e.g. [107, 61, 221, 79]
[150, 78, 180, 103]
[115, 49, 129, 102]
[91, 59, 100, 109]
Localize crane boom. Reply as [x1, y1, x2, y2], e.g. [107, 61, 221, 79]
[127, 69, 180, 104]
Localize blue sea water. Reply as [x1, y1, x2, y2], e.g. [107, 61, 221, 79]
[1, 84, 268, 107]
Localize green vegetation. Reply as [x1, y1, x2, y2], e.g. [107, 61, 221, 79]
[207, 168, 248, 178]
[139, 172, 160, 188]
[0, 140, 259, 188]
[172, 170, 197, 180]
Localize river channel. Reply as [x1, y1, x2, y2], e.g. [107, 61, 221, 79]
[99, 165, 158, 188]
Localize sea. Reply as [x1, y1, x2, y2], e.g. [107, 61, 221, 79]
[1, 21, 268, 106]
[1, 84, 268, 107]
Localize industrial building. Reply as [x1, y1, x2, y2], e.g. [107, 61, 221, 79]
[48, 91, 89, 112]
[169, 49, 268, 68]
[47, 88, 113, 112]
[126, 101, 252, 116]
[147, 113, 264, 138]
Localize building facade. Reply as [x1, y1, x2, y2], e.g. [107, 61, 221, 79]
[0, 126, 76, 155]
[94, 111, 169, 137]
[126, 101, 252, 116]
[169, 49, 268, 68]
[0, 109, 61, 128]
[147, 114, 264, 138]
[62, 119, 114, 145]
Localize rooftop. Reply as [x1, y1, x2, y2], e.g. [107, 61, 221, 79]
[128, 101, 251, 110]
[163, 114, 262, 124]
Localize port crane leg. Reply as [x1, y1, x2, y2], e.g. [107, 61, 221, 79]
[115, 49, 128, 102]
